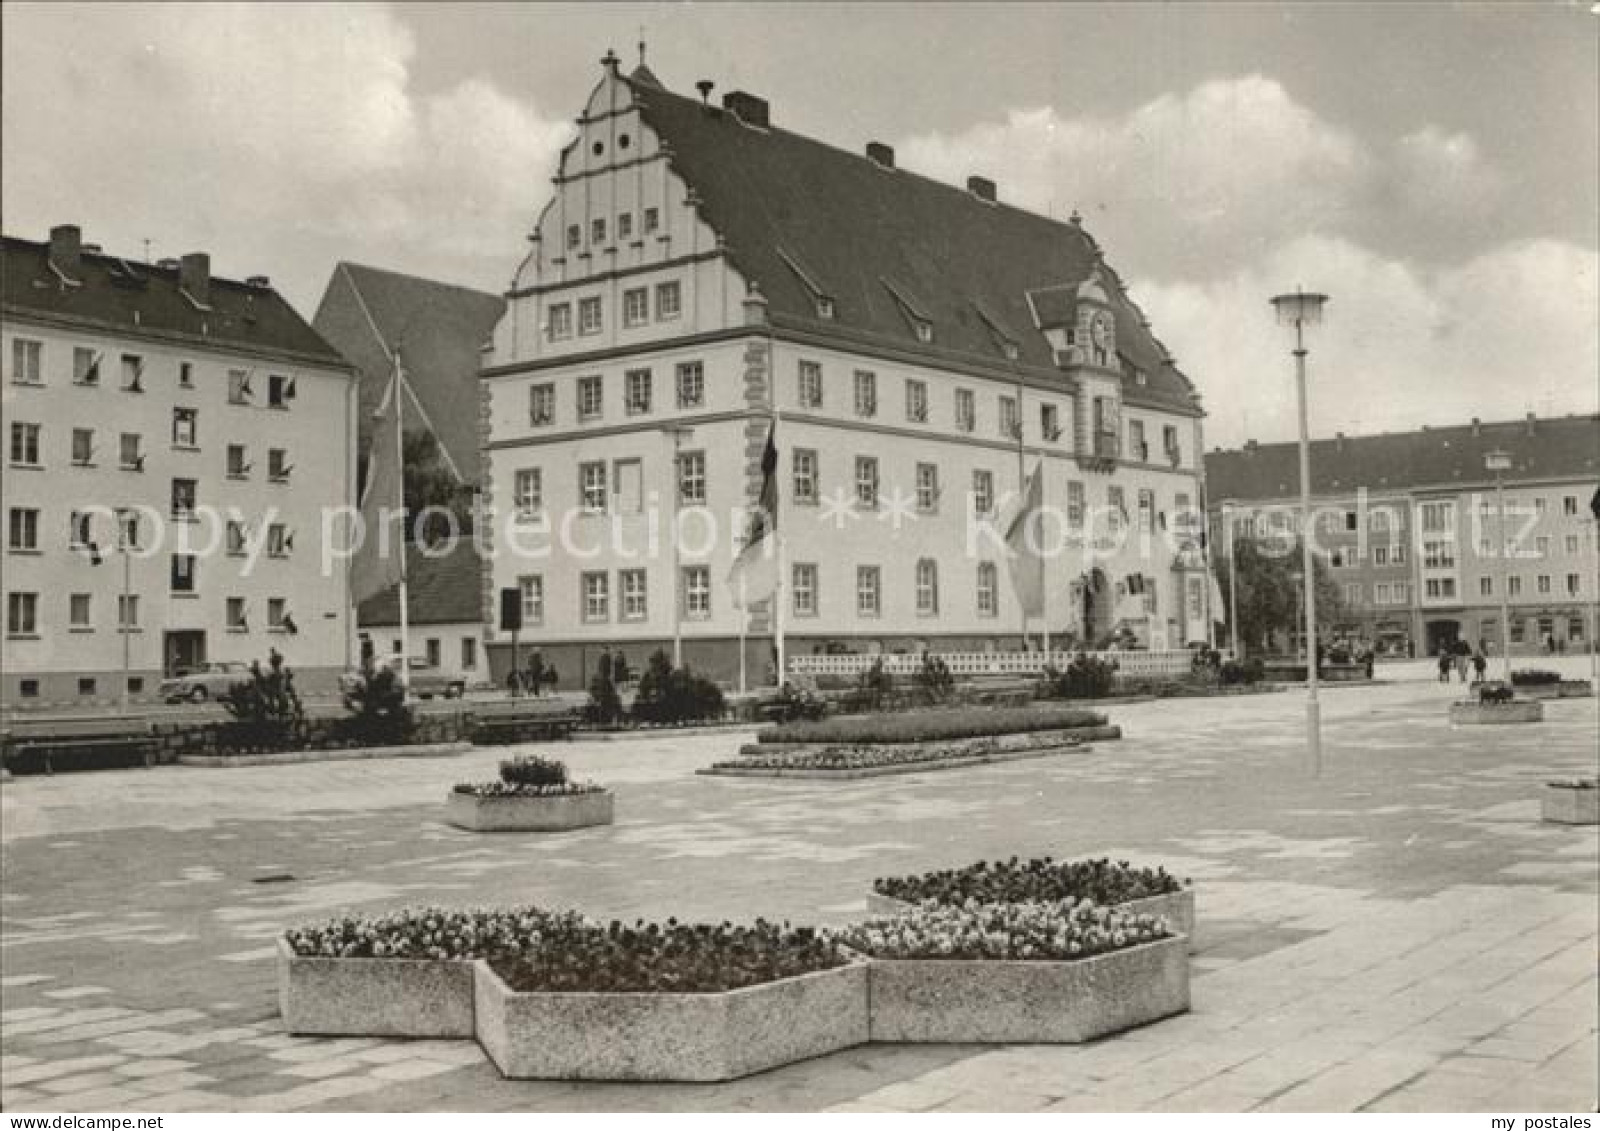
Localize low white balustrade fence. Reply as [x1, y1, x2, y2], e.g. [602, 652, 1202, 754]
[787, 650, 1193, 680]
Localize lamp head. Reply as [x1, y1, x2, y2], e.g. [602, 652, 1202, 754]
[1271, 288, 1329, 330]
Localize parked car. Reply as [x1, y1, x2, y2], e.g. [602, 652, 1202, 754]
[159, 661, 251, 703]
[339, 657, 465, 700]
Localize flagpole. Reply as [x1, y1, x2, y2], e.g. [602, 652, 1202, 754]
[1227, 503, 1241, 660]
[773, 399, 786, 688]
[394, 352, 410, 697]
[738, 573, 748, 695]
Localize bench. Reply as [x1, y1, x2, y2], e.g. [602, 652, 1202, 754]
[469, 710, 580, 746]
[2, 717, 159, 775]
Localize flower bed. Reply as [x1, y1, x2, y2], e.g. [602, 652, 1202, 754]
[759, 705, 1110, 746]
[1515, 679, 1594, 700]
[1541, 779, 1599, 825]
[448, 755, 614, 832]
[701, 737, 1083, 780]
[868, 856, 1195, 942]
[278, 906, 579, 1037]
[474, 920, 866, 1080]
[1448, 700, 1543, 725]
[835, 901, 1188, 1043]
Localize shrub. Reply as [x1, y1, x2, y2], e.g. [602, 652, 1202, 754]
[1477, 683, 1515, 704]
[487, 918, 845, 994]
[455, 753, 603, 798]
[762, 704, 1107, 745]
[767, 681, 829, 723]
[584, 662, 625, 726]
[218, 649, 304, 752]
[874, 856, 1185, 907]
[1036, 652, 1118, 700]
[1219, 657, 1265, 686]
[842, 657, 896, 712]
[339, 661, 413, 746]
[1510, 669, 1562, 687]
[834, 900, 1170, 962]
[629, 650, 727, 725]
[912, 653, 956, 706]
[499, 755, 567, 788]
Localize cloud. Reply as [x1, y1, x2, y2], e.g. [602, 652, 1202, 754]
[1, 3, 571, 308]
[1388, 126, 1506, 224]
[1137, 235, 1599, 448]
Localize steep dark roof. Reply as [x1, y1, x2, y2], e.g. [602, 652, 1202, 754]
[313, 262, 505, 479]
[357, 542, 483, 627]
[1, 235, 345, 366]
[1206, 415, 1600, 501]
[631, 81, 1196, 413]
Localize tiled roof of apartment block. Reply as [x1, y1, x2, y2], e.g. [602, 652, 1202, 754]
[1206, 414, 1600, 501]
[628, 77, 1198, 414]
[357, 541, 483, 627]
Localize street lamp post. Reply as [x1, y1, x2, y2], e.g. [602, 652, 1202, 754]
[1271, 288, 1329, 776]
[1485, 450, 1514, 681]
[664, 426, 695, 668]
[1225, 503, 1242, 659]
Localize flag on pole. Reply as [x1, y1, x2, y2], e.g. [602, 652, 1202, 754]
[1208, 573, 1227, 624]
[1005, 462, 1045, 617]
[351, 362, 407, 604]
[729, 422, 779, 606]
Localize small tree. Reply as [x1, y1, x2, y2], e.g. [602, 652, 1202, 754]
[630, 649, 727, 725]
[1037, 652, 1118, 699]
[912, 652, 956, 706]
[584, 659, 625, 726]
[341, 660, 413, 745]
[845, 658, 896, 712]
[219, 649, 305, 751]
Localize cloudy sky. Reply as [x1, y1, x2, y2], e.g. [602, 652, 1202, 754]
[4, 2, 1595, 448]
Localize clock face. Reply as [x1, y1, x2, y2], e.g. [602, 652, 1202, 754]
[1091, 312, 1113, 348]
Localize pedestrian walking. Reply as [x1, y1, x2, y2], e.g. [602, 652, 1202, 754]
[1471, 652, 1487, 684]
[1437, 648, 1452, 683]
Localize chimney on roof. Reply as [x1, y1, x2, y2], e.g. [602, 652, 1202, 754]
[1525, 412, 1536, 435]
[180, 252, 211, 306]
[1471, 417, 1481, 436]
[866, 141, 895, 168]
[721, 90, 769, 128]
[1245, 439, 1259, 452]
[1335, 431, 1345, 451]
[156, 257, 180, 271]
[246, 275, 271, 289]
[49, 224, 82, 275]
[81, 242, 102, 256]
[967, 175, 997, 203]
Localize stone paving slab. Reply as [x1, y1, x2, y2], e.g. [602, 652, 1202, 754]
[2, 659, 1596, 1111]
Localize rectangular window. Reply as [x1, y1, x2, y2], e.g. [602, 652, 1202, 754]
[578, 375, 603, 420]
[519, 574, 544, 625]
[1535, 536, 1550, 557]
[8, 508, 39, 551]
[683, 565, 711, 620]
[120, 354, 144, 392]
[618, 212, 633, 241]
[1566, 573, 1581, 596]
[548, 303, 572, 340]
[172, 407, 198, 448]
[999, 396, 1019, 439]
[226, 597, 247, 631]
[1420, 501, 1454, 534]
[179, 361, 193, 388]
[69, 510, 91, 548]
[1163, 425, 1181, 464]
[528, 383, 555, 426]
[1537, 574, 1551, 594]
[675, 361, 703, 408]
[1533, 498, 1546, 516]
[624, 368, 652, 414]
[613, 458, 643, 514]
[856, 565, 881, 617]
[267, 598, 287, 630]
[13, 338, 44, 385]
[580, 461, 608, 512]
[582, 571, 610, 622]
[622, 287, 648, 328]
[267, 373, 293, 408]
[423, 638, 441, 668]
[643, 207, 660, 233]
[853, 370, 877, 417]
[228, 368, 253, 404]
[267, 524, 289, 558]
[1137, 489, 1155, 533]
[461, 637, 477, 670]
[797, 360, 822, 408]
[1067, 481, 1085, 530]
[656, 280, 681, 319]
[977, 561, 998, 617]
[67, 592, 91, 630]
[72, 346, 99, 387]
[1393, 581, 1408, 603]
[72, 427, 94, 466]
[578, 296, 602, 335]
[854, 456, 879, 508]
[1108, 485, 1127, 530]
[171, 478, 197, 519]
[955, 388, 976, 433]
[170, 553, 196, 593]
[1344, 583, 1362, 606]
[792, 449, 818, 504]
[591, 217, 607, 246]
[1480, 576, 1493, 597]
[566, 223, 581, 250]
[1564, 495, 1579, 516]
[1508, 576, 1522, 596]
[1345, 511, 1359, 532]
[226, 520, 246, 556]
[514, 468, 542, 517]
[904, 379, 928, 423]
[620, 569, 648, 621]
[1567, 534, 1581, 555]
[112, 593, 137, 630]
[1392, 544, 1406, 565]
[1374, 545, 1389, 566]
[915, 463, 938, 512]
[915, 559, 939, 615]
[268, 448, 290, 482]
[792, 563, 817, 617]
[1041, 403, 1060, 442]
[1128, 419, 1147, 461]
[1423, 540, 1455, 569]
[7, 592, 38, 636]
[121, 512, 140, 550]
[227, 443, 249, 477]
[1375, 583, 1390, 605]
[678, 451, 706, 505]
[972, 469, 994, 515]
[10, 421, 41, 465]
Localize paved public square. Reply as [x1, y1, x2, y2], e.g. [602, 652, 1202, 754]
[2, 661, 1596, 1113]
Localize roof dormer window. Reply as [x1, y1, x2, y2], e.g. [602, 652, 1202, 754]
[816, 296, 835, 320]
[914, 319, 933, 343]
[777, 248, 837, 323]
[881, 278, 933, 345]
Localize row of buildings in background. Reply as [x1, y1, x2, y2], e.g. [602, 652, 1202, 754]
[3, 53, 1597, 704]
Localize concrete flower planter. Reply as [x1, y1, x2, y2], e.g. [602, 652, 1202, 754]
[1541, 783, 1600, 825]
[1516, 680, 1595, 700]
[864, 934, 1189, 1043]
[1448, 701, 1544, 725]
[865, 887, 1196, 949]
[276, 937, 474, 1038]
[446, 789, 614, 832]
[472, 958, 869, 1081]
